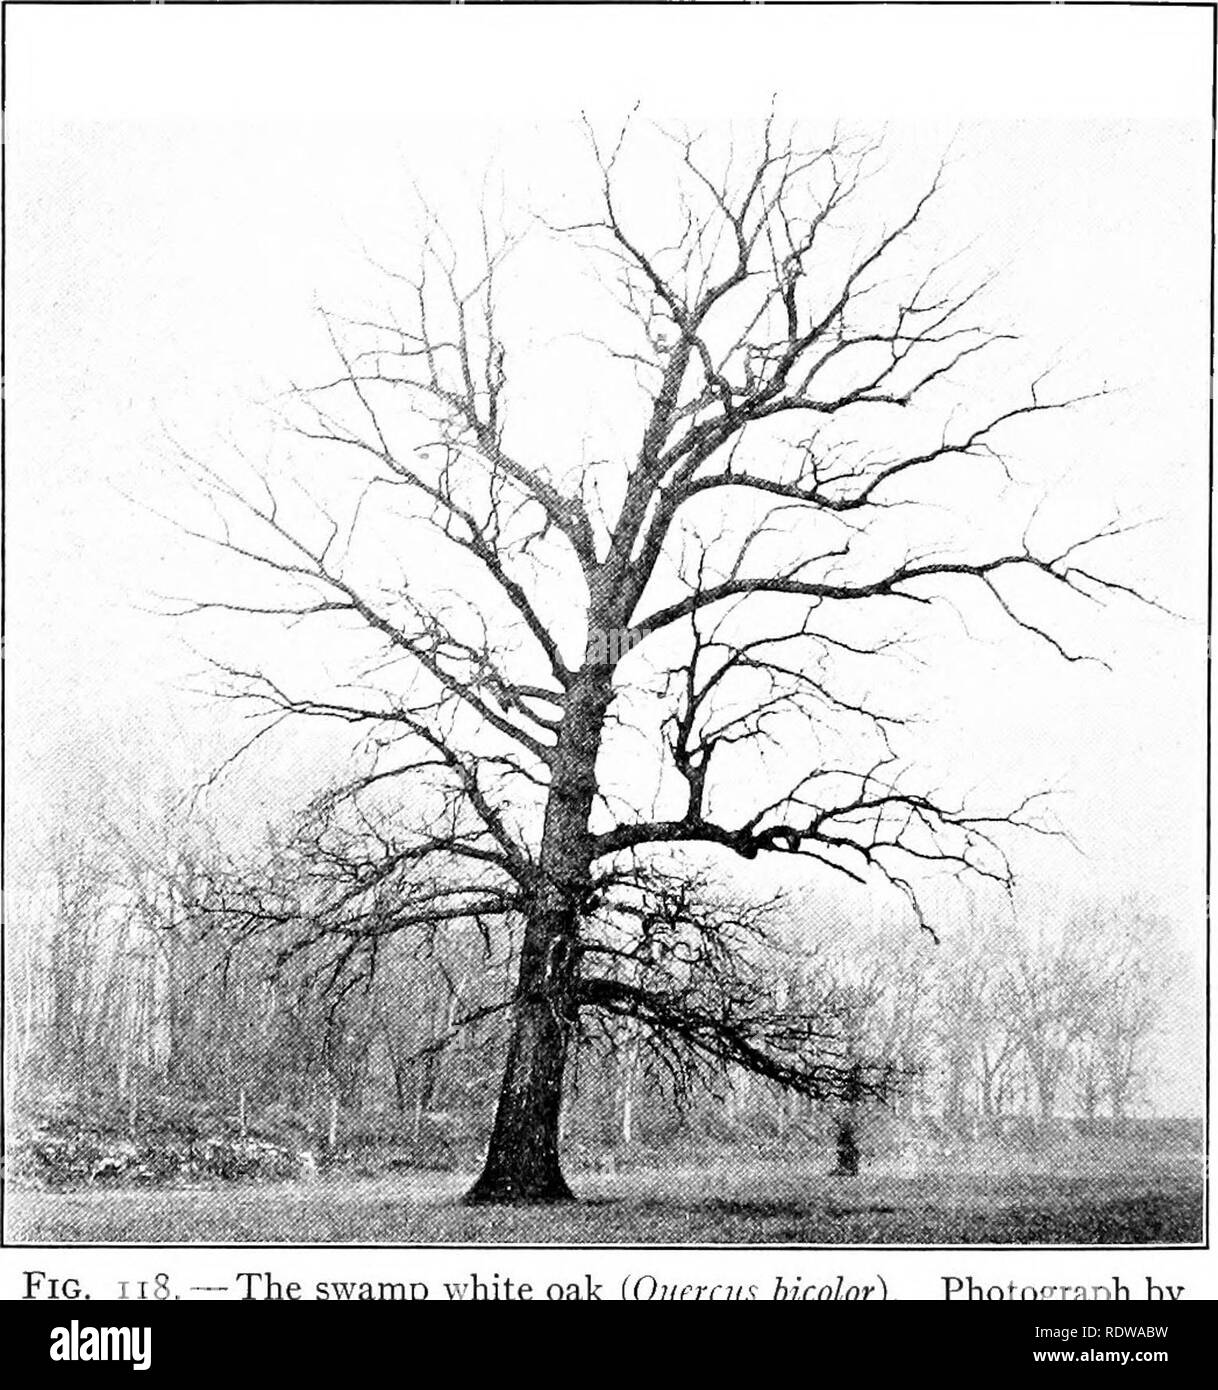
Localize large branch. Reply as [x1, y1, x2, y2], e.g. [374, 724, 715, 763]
[590, 753, 1061, 938]
[628, 545, 1113, 655]
[169, 454, 562, 761]
[666, 390, 1094, 519]
[285, 420, 575, 686]
[578, 975, 898, 1103]
[200, 665, 537, 884]
[310, 219, 599, 573]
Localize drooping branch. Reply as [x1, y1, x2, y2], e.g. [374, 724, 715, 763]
[576, 868, 902, 1104]
[580, 973, 899, 1104]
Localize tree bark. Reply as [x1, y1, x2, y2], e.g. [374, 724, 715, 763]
[465, 663, 614, 1204]
[465, 990, 575, 1201]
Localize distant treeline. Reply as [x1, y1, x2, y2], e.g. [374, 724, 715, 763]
[6, 814, 1190, 1159]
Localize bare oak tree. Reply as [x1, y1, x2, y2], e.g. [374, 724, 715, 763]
[175, 114, 1138, 1202]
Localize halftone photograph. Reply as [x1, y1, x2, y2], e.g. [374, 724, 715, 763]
[3, 3, 1209, 1247]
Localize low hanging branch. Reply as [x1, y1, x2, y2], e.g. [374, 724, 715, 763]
[581, 973, 901, 1104]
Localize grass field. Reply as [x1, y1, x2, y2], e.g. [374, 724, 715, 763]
[7, 1158, 1203, 1245]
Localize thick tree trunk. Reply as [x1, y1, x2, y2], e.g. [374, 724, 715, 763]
[465, 918, 579, 1203]
[465, 662, 614, 1204]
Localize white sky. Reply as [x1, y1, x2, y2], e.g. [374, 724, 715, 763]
[3, 7, 1211, 1107]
